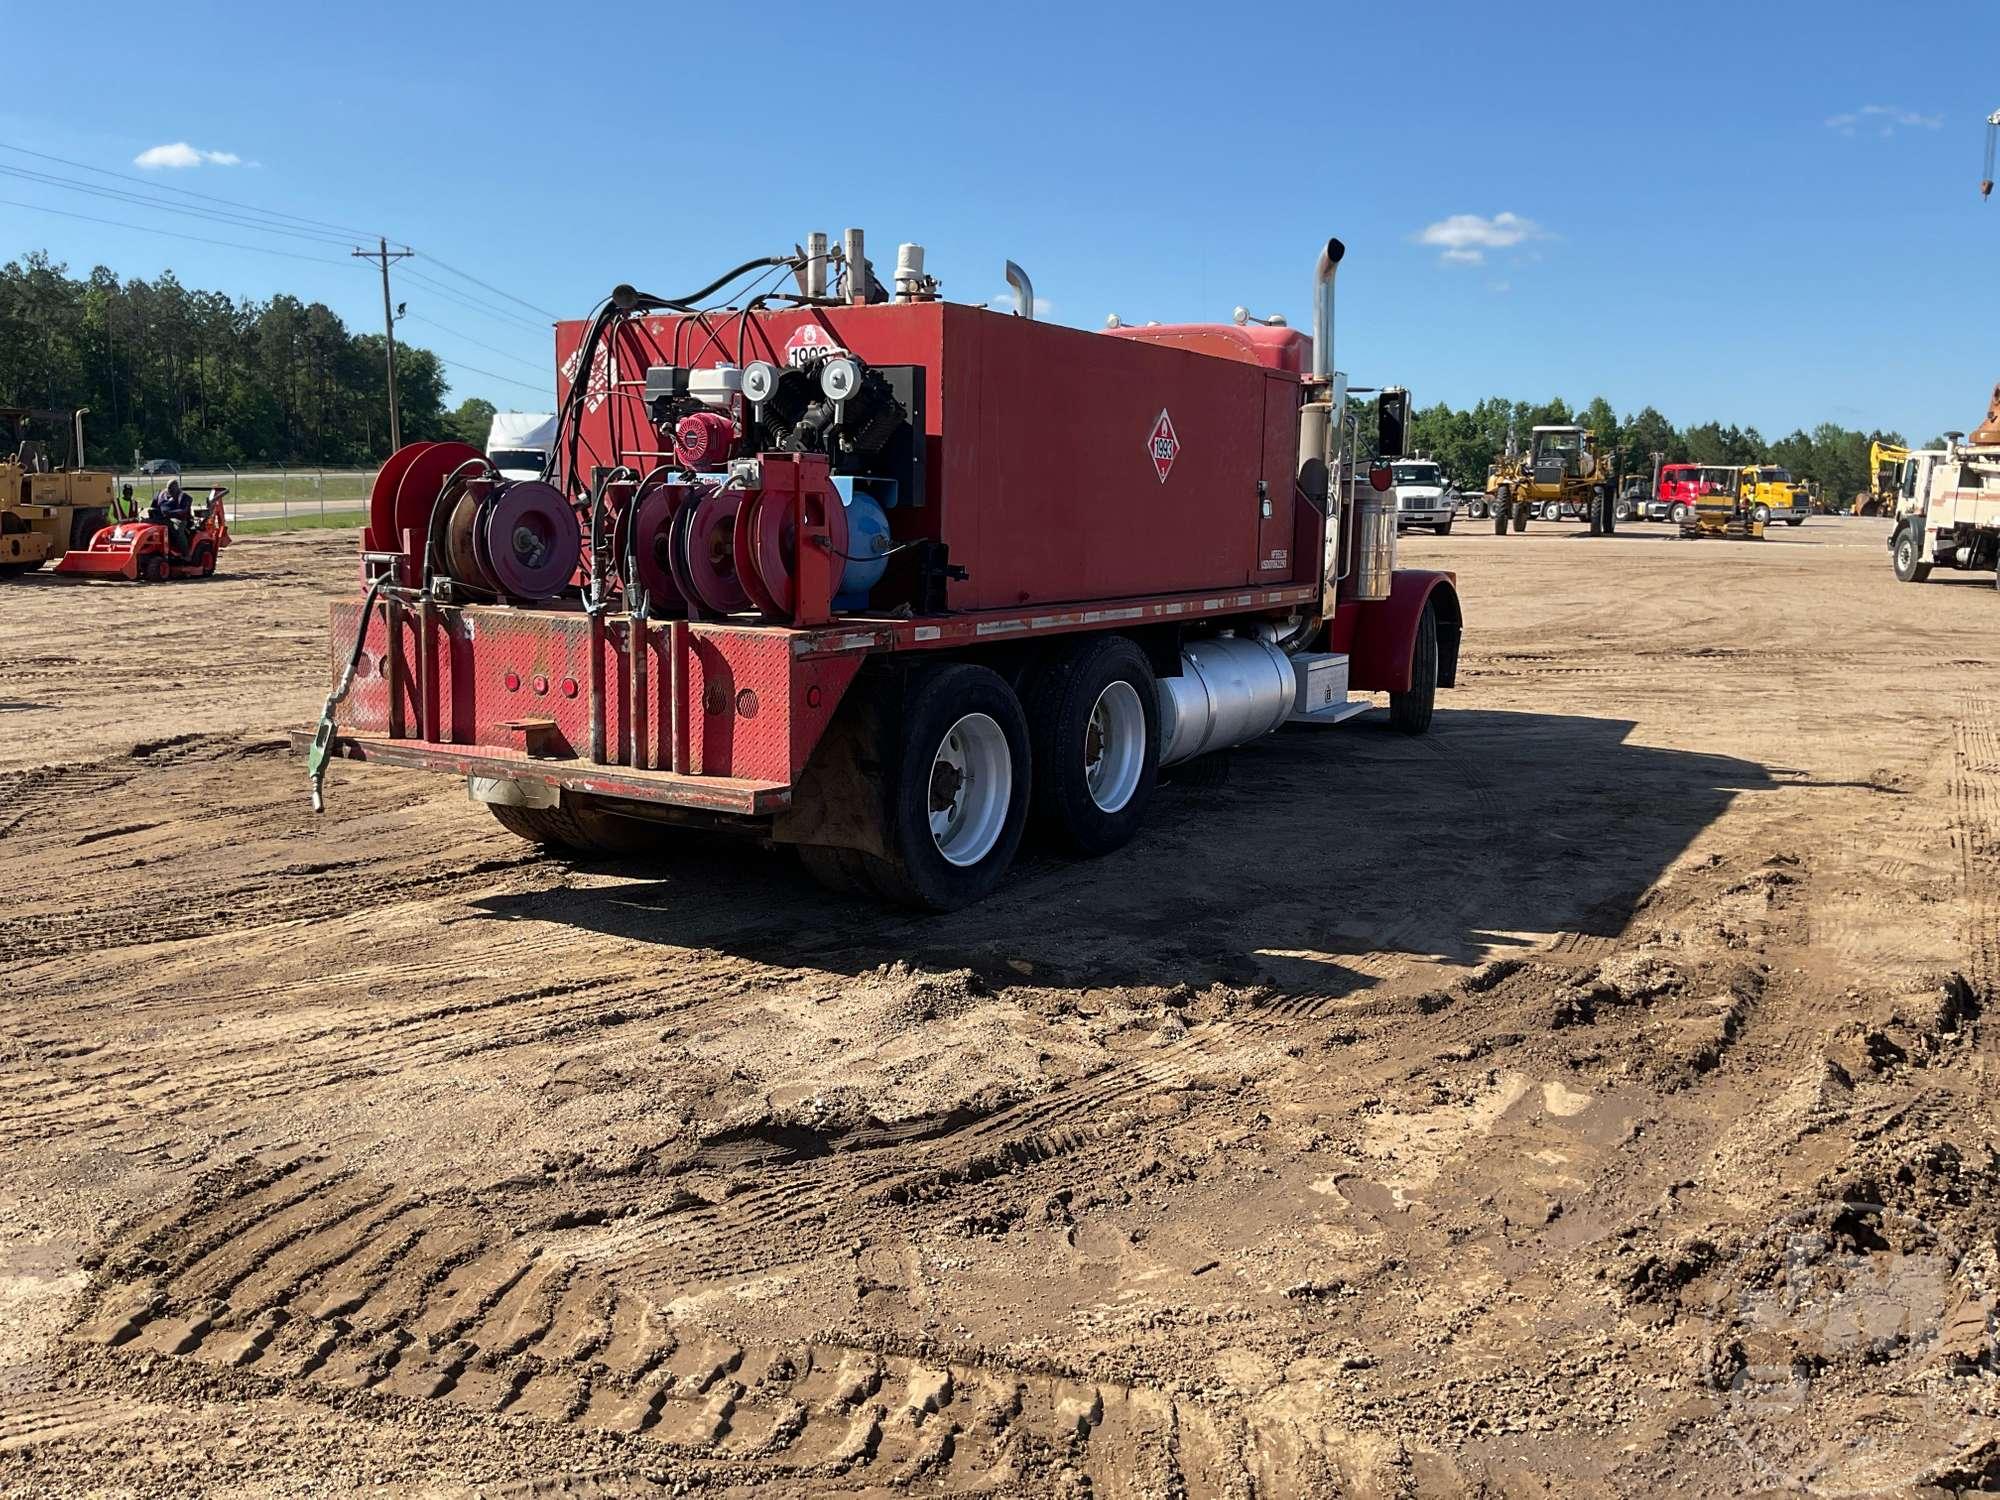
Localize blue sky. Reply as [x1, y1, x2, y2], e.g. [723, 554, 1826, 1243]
[2, 0, 1993, 443]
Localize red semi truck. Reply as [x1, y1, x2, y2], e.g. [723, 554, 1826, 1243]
[300, 232, 1461, 909]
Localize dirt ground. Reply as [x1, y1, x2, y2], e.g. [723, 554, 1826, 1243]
[2, 517, 1997, 1498]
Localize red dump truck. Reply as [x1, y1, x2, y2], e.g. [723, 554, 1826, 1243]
[299, 231, 1461, 909]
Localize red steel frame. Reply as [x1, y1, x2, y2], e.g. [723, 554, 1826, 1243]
[302, 576, 1321, 815]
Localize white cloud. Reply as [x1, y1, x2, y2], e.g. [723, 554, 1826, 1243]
[134, 142, 243, 169]
[1825, 105, 1942, 138]
[1416, 211, 1545, 266]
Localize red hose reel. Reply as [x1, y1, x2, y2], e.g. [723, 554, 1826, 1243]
[370, 443, 842, 623]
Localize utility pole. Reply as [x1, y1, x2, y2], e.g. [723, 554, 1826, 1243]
[353, 237, 413, 450]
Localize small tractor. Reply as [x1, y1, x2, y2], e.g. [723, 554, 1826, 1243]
[1678, 464, 1766, 540]
[1486, 425, 1616, 535]
[57, 484, 232, 581]
[0, 407, 114, 576]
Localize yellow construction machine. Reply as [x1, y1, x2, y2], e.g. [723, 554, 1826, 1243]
[1486, 425, 1615, 535]
[1678, 464, 1766, 540]
[1857, 441, 1907, 517]
[0, 407, 114, 575]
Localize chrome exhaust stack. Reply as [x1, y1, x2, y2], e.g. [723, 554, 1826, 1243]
[1005, 260, 1035, 320]
[1301, 239, 1350, 621]
[1311, 238, 1343, 381]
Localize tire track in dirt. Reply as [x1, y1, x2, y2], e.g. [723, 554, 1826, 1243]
[67, 1157, 1245, 1496]
[1952, 691, 2000, 998]
[0, 1390, 159, 1452]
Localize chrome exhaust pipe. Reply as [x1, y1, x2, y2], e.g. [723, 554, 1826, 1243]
[804, 232, 828, 298]
[1311, 238, 1344, 380]
[1005, 260, 1035, 320]
[842, 228, 868, 305]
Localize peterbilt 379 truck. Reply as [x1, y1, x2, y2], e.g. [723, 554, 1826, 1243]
[300, 230, 1461, 909]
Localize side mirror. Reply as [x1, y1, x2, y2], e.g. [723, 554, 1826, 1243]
[1376, 387, 1410, 460]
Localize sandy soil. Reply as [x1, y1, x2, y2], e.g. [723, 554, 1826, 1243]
[1, 518, 1996, 1497]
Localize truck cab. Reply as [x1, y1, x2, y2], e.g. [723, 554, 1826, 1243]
[1654, 463, 1712, 523]
[1743, 465, 1804, 528]
[1890, 442, 2000, 583]
[1390, 457, 1455, 534]
[484, 411, 558, 483]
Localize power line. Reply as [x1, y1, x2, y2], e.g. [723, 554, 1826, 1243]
[402, 311, 548, 375]
[0, 195, 353, 266]
[400, 267, 550, 334]
[0, 162, 362, 249]
[0, 140, 387, 242]
[418, 253, 558, 321]
[431, 353, 551, 397]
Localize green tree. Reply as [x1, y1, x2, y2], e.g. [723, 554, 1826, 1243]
[0, 252, 452, 464]
[445, 396, 498, 448]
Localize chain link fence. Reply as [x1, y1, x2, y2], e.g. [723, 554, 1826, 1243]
[118, 463, 378, 529]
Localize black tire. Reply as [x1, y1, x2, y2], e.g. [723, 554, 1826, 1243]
[1615, 498, 1635, 522]
[1752, 503, 1770, 526]
[488, 794, 657, 854]
[1492, 499, 1508, 535]
[190, 541, 216, 577]
[863, 662, 1031, 911]
[68, 507, 107, 550]
[1433, 518, 1453, 535]
[1671, 502, 1689, 525]
[0, 560, 44, 576]
[1024, 635, 1159, 857]
[1892, 525, 1932, 583]
[1785, 516, 1804, 527]
[139, 554, 168, 583]
[1511, 503, 1528, 533]
[1388, 601, 1439, 736]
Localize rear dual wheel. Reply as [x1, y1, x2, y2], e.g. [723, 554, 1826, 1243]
[1026, 635, 1159, 857]
[805, 643, 1162, 910]
[833, 662, 1033, 911]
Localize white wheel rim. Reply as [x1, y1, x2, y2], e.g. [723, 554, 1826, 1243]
[1083, 680, 1146, 813]
[928, 712, 1011, 867]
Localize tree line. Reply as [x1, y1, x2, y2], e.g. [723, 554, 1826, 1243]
[1367, 394, 1905, 510]
[1, 252, 1908, 498]
[0, 252, 511, 467]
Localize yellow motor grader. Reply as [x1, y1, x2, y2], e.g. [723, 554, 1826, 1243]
[1486, 425, 1616, 535]
[0, 407, 115, 575]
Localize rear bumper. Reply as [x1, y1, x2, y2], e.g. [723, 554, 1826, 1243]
[289, 729, 791, 815]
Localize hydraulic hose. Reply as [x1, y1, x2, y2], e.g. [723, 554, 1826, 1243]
[305, 575, 389, 812]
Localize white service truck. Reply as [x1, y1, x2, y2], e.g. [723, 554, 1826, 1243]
[1890, 438, 2000, 586]
[1390, 457, 1456, 534]
[485, 411, 558, 482]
